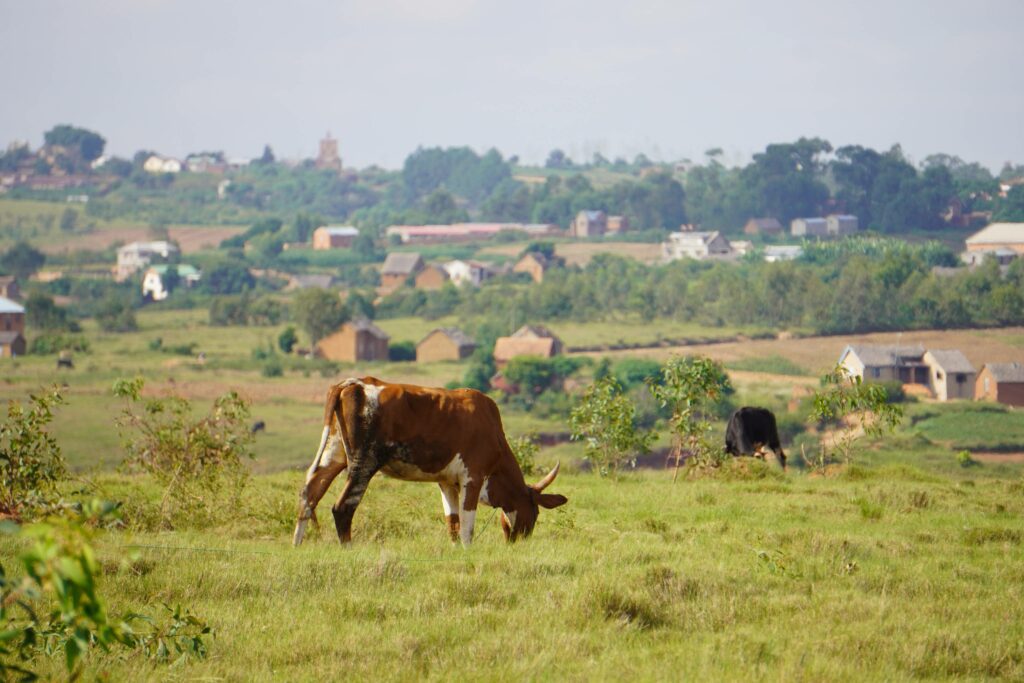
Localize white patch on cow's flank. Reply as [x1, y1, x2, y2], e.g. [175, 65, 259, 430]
[361, 383, 382, 418]
[441, 453, 470, 487]
[318, 432, 343, 469]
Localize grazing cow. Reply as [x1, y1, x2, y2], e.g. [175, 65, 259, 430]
[725, 406, 786, 469]
[293, 377, 568, 547]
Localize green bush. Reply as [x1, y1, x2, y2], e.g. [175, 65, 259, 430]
[28, 333, 90, 355]
[0, 387, 67, 518]
[113, 378, 254, 529]
[388, 341, 416, 362]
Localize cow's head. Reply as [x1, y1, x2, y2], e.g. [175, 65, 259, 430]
[499, 462, 568, 541]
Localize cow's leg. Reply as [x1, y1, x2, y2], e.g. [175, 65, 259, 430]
[294, 460, 346, 546]
[439, 482, 461, 543]
[458, 478, 483, 547]
[331, 462, 380, 544]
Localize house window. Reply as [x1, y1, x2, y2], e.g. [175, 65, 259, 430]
[871, 368, 881, 379]
[955, 374, 965, 384]
[935, 370, 944, 380]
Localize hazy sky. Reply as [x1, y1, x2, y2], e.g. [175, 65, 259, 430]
[2, 0, 1022, 171]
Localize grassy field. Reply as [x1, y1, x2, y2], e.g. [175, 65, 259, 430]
[5, 308, 1024, 679]
[2, 464, 1023, 681]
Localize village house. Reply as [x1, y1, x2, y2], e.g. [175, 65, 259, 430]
[826, 214, 859, 236]
[513, 251, 563, 283]
[571, 210, 607, 238]
[964, 223, 1024, 261]
[444, 259, 492, 287]
[143, 155, 183, 174]
[116, 241, 178, 282]
[312, 225, 359, 250]
[743, 217, 784, 236]
[0, 296, 26, 358]
[922, 350, 976, 401]
[0, 275, 20, 300]
[764, 245, 804, 262]
[285, 274, 334, 291]
[316, 318, 390, 362]
[606, 215, 630, 234]
[791, 217, 828, 237]
[975, 363, 1024, 407]
[661, 231, 732, 261]
[184, 153, 228, 174]
[415, 265, 450, 290]
[416, 327, 477, 362]
[316, 133, 343, 174]
[380, 252, 424, 291]
[385, 223, 556, 244]
[493, 324, 564, 366]
[142, 264, 201, 301]
[840, 344, 976, 401]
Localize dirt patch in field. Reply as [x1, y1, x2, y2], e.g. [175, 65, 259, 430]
[971, 452, 1024, 463]
[571, 327, 1024, 377]
[44, 225, 244, 255]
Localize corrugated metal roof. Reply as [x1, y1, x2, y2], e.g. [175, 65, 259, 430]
[926, 349, 975, 374]
[319, 226, 359, 236]
[0, 296, 25, 314]
[381, 252, 424, 275]
[842, 344, 925, 367]
[422, 327, 476, 350]
[347, 318, 390, 339]
[985, 362, 1024, 383]
[493, 336, 556, 361]
[965, 222, 1024, 245]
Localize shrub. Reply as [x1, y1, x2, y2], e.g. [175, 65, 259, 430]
[570, 376, 655, 476]
[957, 450, 980, 468]
[649, 356, 732, 473]
[0, 500, 211, 679]
[278, 325, 298, 353]
[507, 434, 538, 476]
[113, 378, 254, 528]
[388, 341, 416, 362]
[0, 387, 67, 519]
[261, 357, 284, 377]
[807, 366, 904, 469]
[28, 333, 90, 355]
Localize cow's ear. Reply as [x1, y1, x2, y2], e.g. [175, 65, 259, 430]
[536, 493, 567, 509]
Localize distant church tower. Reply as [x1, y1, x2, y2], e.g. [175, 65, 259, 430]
[316, 132, 342, 173]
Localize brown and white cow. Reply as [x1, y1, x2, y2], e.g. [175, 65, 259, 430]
[293, 377, 567, 547]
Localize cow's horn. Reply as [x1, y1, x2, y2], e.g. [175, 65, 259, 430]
[534, 462, 560, 491]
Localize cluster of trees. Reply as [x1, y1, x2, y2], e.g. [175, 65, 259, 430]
[378, 240, 1024, 335]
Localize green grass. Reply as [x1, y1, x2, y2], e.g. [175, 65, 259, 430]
[727, 354, 809, 376]
[911, 403, 1024, 451]
[2, 466, 1023, 681]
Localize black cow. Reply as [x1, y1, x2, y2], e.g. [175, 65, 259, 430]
[725, 407, 786, 468]
[250, 420, 266, 434]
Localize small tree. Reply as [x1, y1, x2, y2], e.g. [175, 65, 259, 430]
[649, 356, 732, 478]
[291, 288, 349, 345]
[277, 326, 298, 353]
[807, 366, 904, 468]
[113, 378, 254, 528]
[570, 377, 654, 477]
[0, 388, 66, 518]
[507, 434, 539, 476]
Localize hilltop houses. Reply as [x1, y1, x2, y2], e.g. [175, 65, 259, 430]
[963, 223, 1024, 263]
[385, 223, 556, 244]
[839, 344, 976, 401]
[116, 241, 178, 281]
[380, 252, 424, 291]
[316, 319, 390, 362]
[416, 328, 477, 362]
[513, 251, 563, 283]
[493, 325, 564, 366]
[791, 215, 859, 237]
[312, 225, 359, 250]
[661, 230, 732, 261]
[444, 259, 493, 287]
[142, 264, 201, 301]
[0, 296, 26, 358]
[571, 211, 606, 238]
[744, 218, 784, 236]
[975, 363, 1024, 407]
